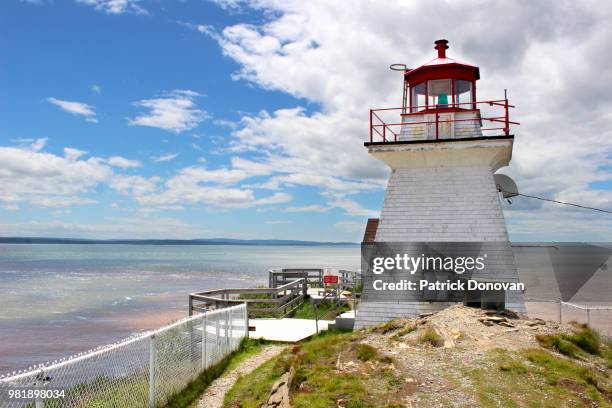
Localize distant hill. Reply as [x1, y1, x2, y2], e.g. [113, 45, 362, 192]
[0, 237, 359, 246]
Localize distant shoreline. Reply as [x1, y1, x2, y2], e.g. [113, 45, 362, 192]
[0, 237, 359, 246]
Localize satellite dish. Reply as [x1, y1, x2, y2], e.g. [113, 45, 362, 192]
[494, 174, 519, 198]
[390, 63, 408, 71]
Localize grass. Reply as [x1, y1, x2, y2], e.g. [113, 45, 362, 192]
[605, 339, 612, 369]
[418, 327, 443, 347]
[467, 347, 611, 407]
[290, 299, 350, 320]
[536, 333, 583, 358]
[536, 323, 603, 358]
[371, 319, 406, 334]
[356, 343, 377, 362]
[224, 325, 611, 408]
[223, 330, 406, 408]
[390, 324, 417, 341]
[565, 324, 602, 355]
[470, 326, 611, 407]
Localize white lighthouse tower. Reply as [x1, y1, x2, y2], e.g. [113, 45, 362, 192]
[356, 40, 524, 328]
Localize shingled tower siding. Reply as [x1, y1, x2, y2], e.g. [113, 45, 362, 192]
[376, 167, 507, 241]
[355, 165, 525, 329]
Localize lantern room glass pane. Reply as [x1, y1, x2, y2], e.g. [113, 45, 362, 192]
[428, 79, 452, 107]
[410, 82, 426, 112]
[454, 79, 473, 108]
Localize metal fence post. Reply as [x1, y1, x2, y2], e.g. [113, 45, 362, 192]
[216, 315, 220, 351]
[201, 314, 207, 369]
[149, 334, 156, 408]
[315, 301, 319, 334]
[228, 309, 234, 350]
[244, 304, 249, 339]
[587, 308, 591, 327]
[559, 300, 563, 324]
[353, 271, 357, 316]
[224, 311, 230, 351]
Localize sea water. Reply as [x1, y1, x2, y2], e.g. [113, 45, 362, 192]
[0, 244, 359, 373]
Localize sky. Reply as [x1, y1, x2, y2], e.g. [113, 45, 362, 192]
[0, 0, 611, 242]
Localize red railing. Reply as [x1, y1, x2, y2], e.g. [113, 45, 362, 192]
[368, 98, 519, 143]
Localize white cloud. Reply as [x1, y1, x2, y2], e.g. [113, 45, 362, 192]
[0, 143, 112, 207]
[91, 84, 101, 94]
[323, 192, 378, 218]
[286, 204, 329, 213]
[131, 165, 291, 209]
[265, 220, 293, 225]
[50, 209, 72, 215]
[203, 0, 612, 240]
[213, 119, 238, 129]
[1, 204, 20, 211]
[47, 97, 98, 123]
[151, 153, 179, 162]
[64, 147, 88, 161]
[110, 175, 160, 196]
[209, 0, 244, 11]
[75, 0, 147, 15]
[180, 21, 217, 37]
[0, 141, 148, 212]
[254, 192, 292, 205]
[128, 90, 208, 134]
[31, 196, 97, 208]
[30, 138, 48, 152]
[0, 138, 294, 217]
[107, 156, 141, 169]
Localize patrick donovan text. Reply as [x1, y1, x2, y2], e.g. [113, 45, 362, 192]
[372, 279, 525, 292]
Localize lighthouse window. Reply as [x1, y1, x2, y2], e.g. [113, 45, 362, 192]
[410, 82, 426, 112]
[427, 79, 452, 107]
[454, 79, 473, 108]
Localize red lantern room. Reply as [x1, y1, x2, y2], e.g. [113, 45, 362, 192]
[402, 39, 478, 113]
[370, 39, 517, 143]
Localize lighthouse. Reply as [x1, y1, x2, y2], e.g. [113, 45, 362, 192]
[356, 40, 525, 328]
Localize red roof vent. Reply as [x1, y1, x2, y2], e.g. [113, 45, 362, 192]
[434, 39, 449, 58]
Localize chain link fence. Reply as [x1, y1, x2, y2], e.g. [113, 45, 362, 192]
[0, 304, 248, 408]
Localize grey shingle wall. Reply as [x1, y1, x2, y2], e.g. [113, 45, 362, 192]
[376, 166, 508, 242]
[355, 164, 525, 328]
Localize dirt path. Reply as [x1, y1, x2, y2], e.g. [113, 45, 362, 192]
[196, 345, 285, 408]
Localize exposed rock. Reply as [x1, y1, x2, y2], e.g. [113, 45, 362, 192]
[524, 319, 546, 326]
[262, 367, 293, 408]
[482, 309, 520, 319]
[478, 315, 515, 327]
[430, 324, 457, 348]
[384, 305, 564, 353]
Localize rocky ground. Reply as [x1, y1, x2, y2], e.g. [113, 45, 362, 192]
[222, 305, 611, 407]
[358, 305, 610, 406]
